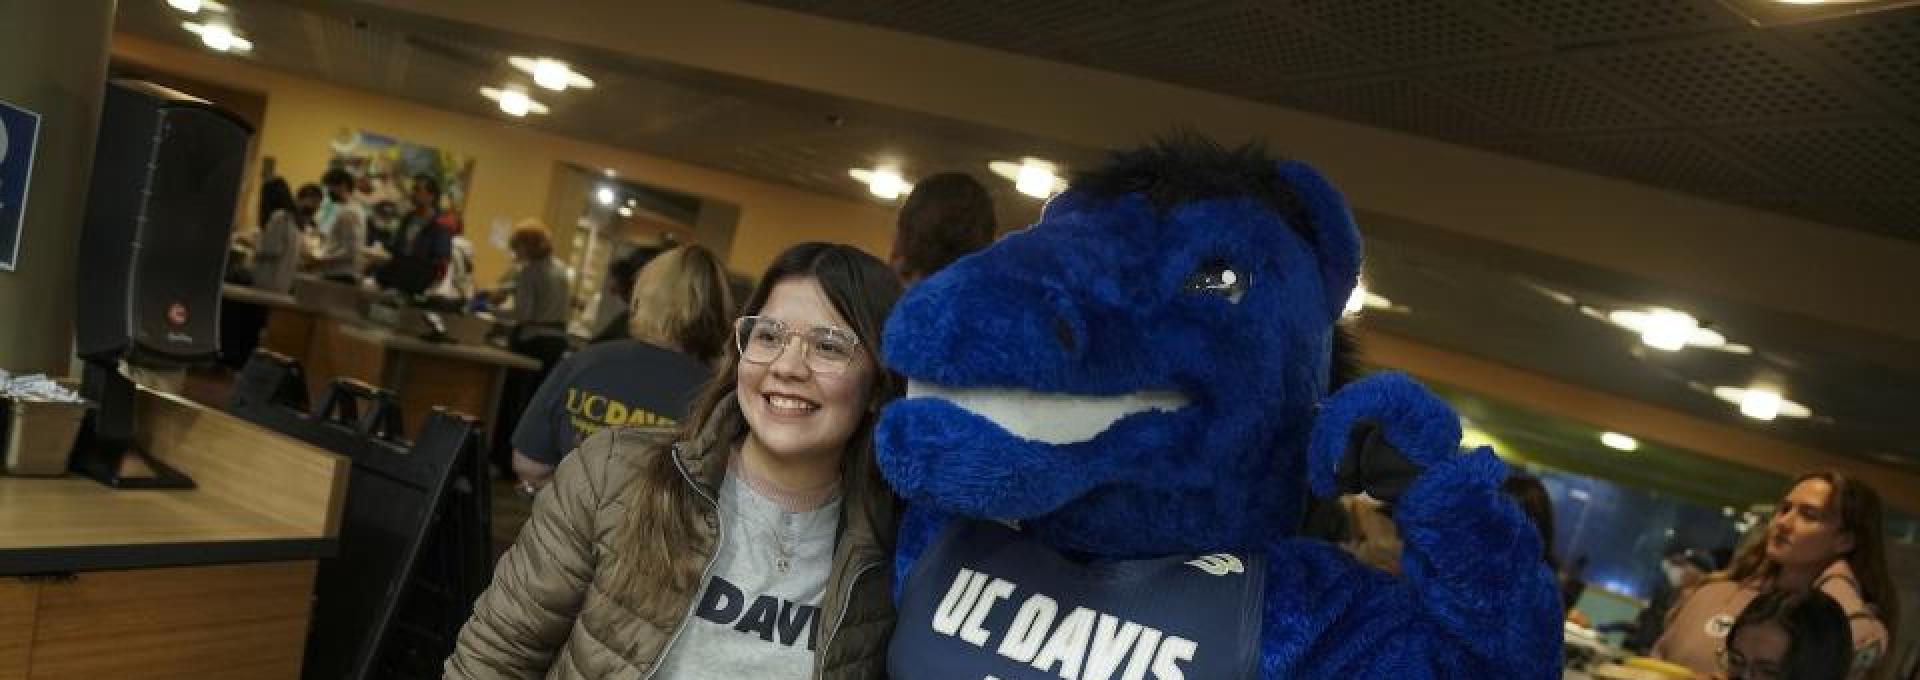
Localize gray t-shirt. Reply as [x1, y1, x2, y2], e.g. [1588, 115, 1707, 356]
[652, 471, 842, 679]
[501, 257, 570, 338]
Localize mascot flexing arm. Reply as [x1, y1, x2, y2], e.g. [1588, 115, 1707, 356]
[877, 136, 1562, 679]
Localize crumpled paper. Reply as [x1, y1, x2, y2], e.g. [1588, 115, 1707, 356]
[0, 370, 87, 403]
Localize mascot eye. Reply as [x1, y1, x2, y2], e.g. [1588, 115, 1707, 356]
[1185, 259, 1248, 304]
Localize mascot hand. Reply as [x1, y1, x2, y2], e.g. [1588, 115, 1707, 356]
[1308, 372, 1463, 503]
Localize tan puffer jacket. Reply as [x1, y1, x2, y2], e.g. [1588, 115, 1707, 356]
[444, 412, 897, 679]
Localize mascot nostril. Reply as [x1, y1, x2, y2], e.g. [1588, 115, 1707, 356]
[879, 134, 1562, 679]
[1052, 317, 1077, 354]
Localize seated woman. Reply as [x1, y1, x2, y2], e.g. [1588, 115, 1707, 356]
[1715, 590, 1853, 680]
[509, 244, 733, 491]
[1655, 471, 1897, 680]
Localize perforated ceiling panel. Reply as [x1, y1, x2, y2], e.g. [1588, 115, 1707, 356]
[1282, 0, 1529, 64]
[1296, 77, 1521, 141]
[737, 0, 1920, 246]
[1437, 60, 1664, 132]
[1163, 6, 1380, 83]
[1784, 11, 1920, 109]
[1723, 123, 1920, 193]
[1561, 133, 1783, 198]
[1590, 36, 1869, 124]
[1480, 0, 1747, 45]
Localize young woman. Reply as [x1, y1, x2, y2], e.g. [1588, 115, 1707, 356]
[250, 177, 305, 294]
[1656, 471, 1898, 680]
[509, 244, 733, 491]
[1715, 590, 1854, 680]
[448, 242, 904, 680]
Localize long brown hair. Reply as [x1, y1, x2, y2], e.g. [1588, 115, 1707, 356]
[627, 244, 734, 364]
[612, 243, 904, 624]
[1723, 470, 1900, 654]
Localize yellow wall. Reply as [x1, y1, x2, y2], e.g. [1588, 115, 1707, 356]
[108, 33, 896, 284]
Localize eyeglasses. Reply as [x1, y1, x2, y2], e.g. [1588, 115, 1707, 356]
[1717, 647, 1784, 680]
[733, 316, 863, 375]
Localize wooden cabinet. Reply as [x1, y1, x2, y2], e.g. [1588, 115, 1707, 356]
[2, 561, 314, 680]
[0, 578, 35, 680]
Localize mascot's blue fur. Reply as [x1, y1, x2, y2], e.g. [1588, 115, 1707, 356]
[877, 136, 1561, 677]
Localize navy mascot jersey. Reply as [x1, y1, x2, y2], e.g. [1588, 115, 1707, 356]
[890, 520, 1265, 680]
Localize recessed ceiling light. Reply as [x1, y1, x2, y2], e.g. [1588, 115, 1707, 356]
[1640, 308, 1695, 351]
[1599, 432, 1640, 452]
[849, 167, 911, 200]
[1711, 386, 1812, 421]
[1604, 307, 1750, 353]
[594, 186, 616, 206]
[181, 21, 251, 53]
[479, 86, 548, 117]
[509, 56, 594, 92]
[1739, 388, 1783, 420]
[167, 0, 227, 13]
[989, 159, 1069, 199]
[617, 205, 634, 218]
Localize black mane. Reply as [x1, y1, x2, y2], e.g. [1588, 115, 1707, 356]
[1071, 132, 1317, 245]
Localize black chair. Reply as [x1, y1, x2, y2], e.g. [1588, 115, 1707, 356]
[230, 350, 491, 680]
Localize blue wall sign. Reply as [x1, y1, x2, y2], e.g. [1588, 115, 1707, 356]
[0, 98, 44, 272]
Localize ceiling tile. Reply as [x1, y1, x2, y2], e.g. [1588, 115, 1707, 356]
[1721, 122, 1920, 194]
[1589, 35, 1873, 124]
[1281, 0, 1533, 64]
[1781, 10, 1920, 113]
[1479, 0, 1747, 45]
[1294, 77, 1522, 141]
[1436, 59, 1668, 132]
[1561, 132, 1784, 198]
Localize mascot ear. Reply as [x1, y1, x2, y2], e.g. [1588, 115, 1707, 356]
[1277, 160, 1362, 323]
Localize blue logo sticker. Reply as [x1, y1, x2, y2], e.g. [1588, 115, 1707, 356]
[0, 98, 44, 271]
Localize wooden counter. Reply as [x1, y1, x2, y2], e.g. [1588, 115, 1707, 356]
[225, 282, 536, 444]
[0, 388, 346, 573]
[306, 319, 535, 445]
[0, 388, 348, 679]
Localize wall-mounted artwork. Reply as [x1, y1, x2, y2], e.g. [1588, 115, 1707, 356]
[327, 128, 476, 231]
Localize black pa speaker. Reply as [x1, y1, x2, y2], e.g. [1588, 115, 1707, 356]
[75, 79, 253, 367]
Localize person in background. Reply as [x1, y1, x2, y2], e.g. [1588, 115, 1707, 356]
[1617, 547, 1715, 654]
[367, 200, 401, 249]
[485, 220, 574, 475]
[423, 232, 476, 313]
[1712, 590, 1854, 680]
[308, 168, 368, 284]
[588, 245, 664, 344]
[391, 174, 455, 279]
[1561, 553, 1592, 616]
[1656, 470, 1898, 679]
[219, 178, 304, 369]
[447, 243, 905, 679]
[890, 171, 997, 285]
[510, 245, 731, 492]
[250, 178, 304, 294]
[294, 182, 323, 230]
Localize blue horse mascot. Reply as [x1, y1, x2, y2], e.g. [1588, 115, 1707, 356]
[877, 136, 1561, 679]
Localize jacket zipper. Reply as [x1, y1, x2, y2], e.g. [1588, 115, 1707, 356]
[641, 446, 725, 680]
[811, 560, 880, 679]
